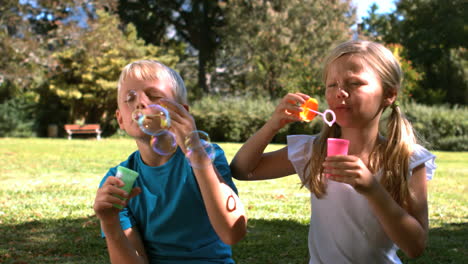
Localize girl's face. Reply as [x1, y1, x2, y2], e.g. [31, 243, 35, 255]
[116, 77, 175, 138]
[325, 54, 393, 129]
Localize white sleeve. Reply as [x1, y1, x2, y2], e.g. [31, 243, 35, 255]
[287, 135, 317, 185]
[410, 144, 437, 180]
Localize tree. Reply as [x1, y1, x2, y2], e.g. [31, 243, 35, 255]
[361, 0, 467, 105]
[46, 9, 182, 134]
[117, 0, 225, 96]
[0, 0, 50, 101]
[217, 0, 355, 98]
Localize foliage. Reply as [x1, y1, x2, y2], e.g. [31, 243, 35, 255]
[191, 96, 276, 142]
[403, 102, 468, 151]
[46, 9, 182, 135]
[387, 44, 424, 102]
[117, 0, 225, 95]
[437, 136, 468, 152]
[361, 0, 468, 105]
[191, 95, 325, 143]
[0, 139, 467, 263]
[0, 1, 49, 100]
[217, 0, 355, 98]
[190, 95, 467, 151]
[0, 95, 36, 137]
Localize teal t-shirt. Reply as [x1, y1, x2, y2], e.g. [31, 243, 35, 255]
[99, 144, 237, 264]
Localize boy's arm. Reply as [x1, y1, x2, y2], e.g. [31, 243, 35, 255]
[160, 98, 248, 245]
[101, 221, 149, 264]
[188, 151, 248, 245]
[94, 177, 148, 264]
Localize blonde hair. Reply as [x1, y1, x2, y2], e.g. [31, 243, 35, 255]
[117, 60, 187, 105]
[305, 40, 416, 207]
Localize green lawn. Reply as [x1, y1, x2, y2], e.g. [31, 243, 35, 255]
[0, 138, 466, 263]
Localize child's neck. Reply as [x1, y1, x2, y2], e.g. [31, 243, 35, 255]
[341, 127, 380, 159]
[136, 140, 173, 167]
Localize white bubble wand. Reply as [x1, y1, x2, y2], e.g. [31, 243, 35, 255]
[304, 108, 336, 127]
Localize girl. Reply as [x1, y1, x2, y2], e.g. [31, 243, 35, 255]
[230, 40, 436, 263]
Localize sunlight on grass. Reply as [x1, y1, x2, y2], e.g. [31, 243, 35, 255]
[0, 138, 466, 263]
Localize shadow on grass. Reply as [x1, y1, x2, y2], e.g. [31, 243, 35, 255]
[232, 218, 309, 264]
[234, 219, 468, 264]
[0, 215, 108, 264]
[400, 222, 468, 263]
[1, 217, 466, 264]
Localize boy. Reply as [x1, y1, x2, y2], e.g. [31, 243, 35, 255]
[93, 60, 247, 264]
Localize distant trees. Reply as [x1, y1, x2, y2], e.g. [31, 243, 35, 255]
[218, 0, 354, 98]
[0, 0, 182, 136]
[2, 0, 464, 138]
[46, 10, 181, 130]
[361, 0, 467, 104]
[117, 0, 225, 97]
[116, 0, 355, 98]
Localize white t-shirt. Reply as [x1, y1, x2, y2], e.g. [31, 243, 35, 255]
[287, 135, 437, 264]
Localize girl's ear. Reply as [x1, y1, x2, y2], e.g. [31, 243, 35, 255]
[383, 88, 397, 107]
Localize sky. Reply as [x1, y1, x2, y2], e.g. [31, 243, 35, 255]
[354, 0, 396, 23]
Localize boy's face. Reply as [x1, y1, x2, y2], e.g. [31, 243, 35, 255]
[116, 77, 175, 138]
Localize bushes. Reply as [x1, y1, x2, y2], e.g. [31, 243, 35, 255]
[191, 96, 274, 142]
[2, 93, 466, 151]
[191, 95, 468, 151]
[191, 95, 325, 144]
[0, 96, 36, 137]
[403, 103, 468, 151]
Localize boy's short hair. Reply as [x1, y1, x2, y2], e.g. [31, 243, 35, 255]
[117, 60, 188, 105]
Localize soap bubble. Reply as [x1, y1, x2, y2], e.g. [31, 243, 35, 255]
[132, 109, 144, 123]
[137, 104, 171, 136]
[150, 129, 177, 156]
[130, 104, 176, 155]
[184, 130, 215, 168]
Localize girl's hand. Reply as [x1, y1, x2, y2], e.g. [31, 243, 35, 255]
[93, 176, 141, 223]
[267, 92, 310, 131]
[323, 155, 379, 195]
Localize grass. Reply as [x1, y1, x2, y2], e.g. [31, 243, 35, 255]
[0, 138, 466, 263]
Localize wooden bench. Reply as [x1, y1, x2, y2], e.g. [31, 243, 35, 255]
[64, 124, 102, 140]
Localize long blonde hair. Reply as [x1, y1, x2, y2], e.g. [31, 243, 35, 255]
[305, 40, 416, 207]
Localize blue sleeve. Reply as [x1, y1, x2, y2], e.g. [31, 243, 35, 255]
[212, 143, 238, 195]
[99, 166, 137, 238]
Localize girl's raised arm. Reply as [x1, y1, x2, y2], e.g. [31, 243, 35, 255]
[230, 93, 309, 181]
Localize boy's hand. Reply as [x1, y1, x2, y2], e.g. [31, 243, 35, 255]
[160, 98, 197, 153]
[267, 92, 309, 132]
[93, 176, 141, 223]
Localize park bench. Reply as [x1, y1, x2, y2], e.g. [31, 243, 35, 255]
[64, 124, 102, 140]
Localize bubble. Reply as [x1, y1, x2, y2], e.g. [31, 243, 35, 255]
[137, 104, 171, 136]
[184, 130, 215, 168]
[150, 129, 177, 156]
[131, 109, 144, 123]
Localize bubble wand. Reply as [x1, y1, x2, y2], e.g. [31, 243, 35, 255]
[299, 98, 336, 127]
